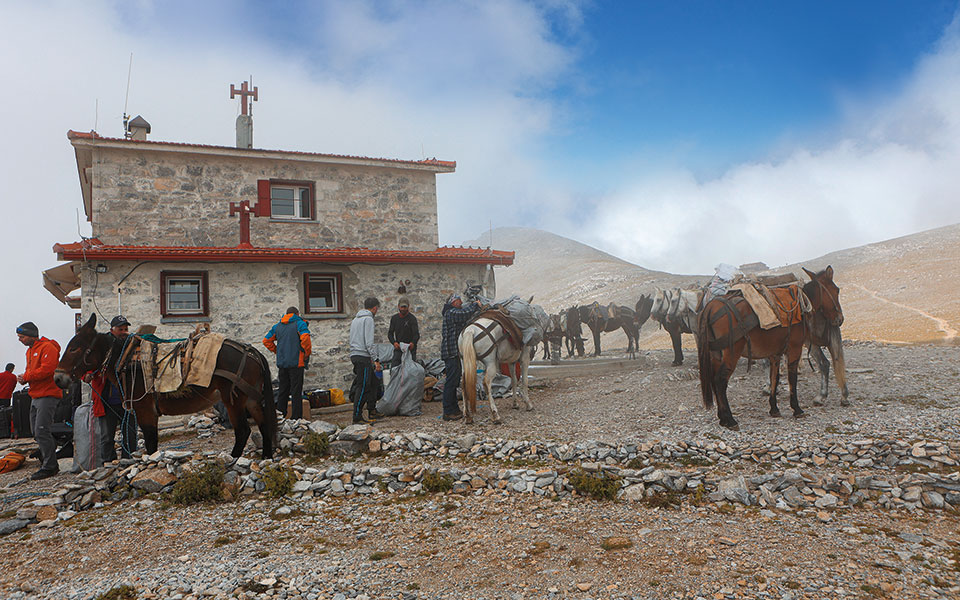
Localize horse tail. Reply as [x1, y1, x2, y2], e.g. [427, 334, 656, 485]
[458, 326, 477, 418]
[697, 306, 714, 409]
[256, 348, 278, 447]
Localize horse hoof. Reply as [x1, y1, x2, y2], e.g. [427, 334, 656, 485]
[671, 361, 682, 367]
[770, 410, 782, 418]
[465, 416, 473, 424]
[812, 397, 825, 407]
[793, 410, 806, 418]
[721, 421, 740, 431]
[840, 398, 850, 407]
[493, 418, 502, 425]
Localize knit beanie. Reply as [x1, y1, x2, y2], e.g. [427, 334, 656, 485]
[16, 322, 39, 338]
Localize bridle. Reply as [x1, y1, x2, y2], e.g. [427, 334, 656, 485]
[811, 278, 843, 325]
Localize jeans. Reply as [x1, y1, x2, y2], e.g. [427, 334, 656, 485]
[442, 357, 463, 417]
[100, 402, 138, 461]
[277, 366, 305, 420]
[29, 396, 59, 472]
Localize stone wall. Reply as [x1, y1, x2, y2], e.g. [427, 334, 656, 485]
[88, 147, 441, 251]
[79, 259, 496, 387]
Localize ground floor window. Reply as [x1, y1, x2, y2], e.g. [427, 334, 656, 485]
[304, 273, 342, 314]
[160, 271, 209, 317]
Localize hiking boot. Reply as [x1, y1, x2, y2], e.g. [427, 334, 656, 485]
[29, 449, 41, 460]
[30, 469, 58, 481]
[368, 410, 385, 420]
[352, 417, 370, 425]
[442, 412, 464, 422]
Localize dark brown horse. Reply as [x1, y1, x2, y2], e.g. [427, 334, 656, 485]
[802, 266, 848, 406]
[579, 302, 640, 358]
[696, 267, 842, 429]
[564, 306, 585, 358]
[54, 314, 277, 458]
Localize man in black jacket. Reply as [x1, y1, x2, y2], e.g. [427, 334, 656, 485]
[387, 297, 420, 366]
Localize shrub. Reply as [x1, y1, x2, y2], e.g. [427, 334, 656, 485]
[568, 469, 621, 501]
[94, 586, 137, 600]
[421, 470, 454, 493]
[600, 536, 633, 551]
[302, 431, 330, 458]
[262, 465, 296, 498]
[169, 461, 225, 505]
[369, 551, 396, 561]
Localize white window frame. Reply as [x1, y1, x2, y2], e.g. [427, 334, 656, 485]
[304, 273, 342, 314]
[271, 183, 313, 220]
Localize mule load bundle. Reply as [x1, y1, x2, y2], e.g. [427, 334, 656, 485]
[55, 315, 277, 459]
[458, 295, 550, 424]
[697, 267, 843, 430]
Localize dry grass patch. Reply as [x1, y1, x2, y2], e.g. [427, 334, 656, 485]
[601, 536, 633, 551]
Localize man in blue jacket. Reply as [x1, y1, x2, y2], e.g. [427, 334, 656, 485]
[263, 307, 312, 420]
[349, 297, 383, 424]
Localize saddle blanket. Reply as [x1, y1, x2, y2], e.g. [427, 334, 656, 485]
[140, 333, 225, 393]
[730, 283, 809, 329]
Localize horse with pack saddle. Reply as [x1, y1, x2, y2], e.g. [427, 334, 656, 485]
[458, 296, 549, 424]
[578, 302, 640, 358]
[54, 315, 278, 458]
[647, 287, 702, 366]
[697, 266, 844, 430]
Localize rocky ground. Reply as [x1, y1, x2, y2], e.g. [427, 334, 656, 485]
[0, 343, 958, 600]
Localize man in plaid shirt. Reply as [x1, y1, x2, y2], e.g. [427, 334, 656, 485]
[440, 294, 481, 421]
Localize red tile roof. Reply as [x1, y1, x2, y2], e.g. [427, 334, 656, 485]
[53, 238, 514, 266]
[67, 130, 456, 169]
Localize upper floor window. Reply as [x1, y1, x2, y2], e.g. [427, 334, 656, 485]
[257, 180, 315, 221]
[160, 271, 209, 317]
[304, 272, 343, 315]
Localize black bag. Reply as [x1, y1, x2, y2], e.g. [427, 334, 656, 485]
[12, 390, 31, 438]
[0, 406, 12, 439]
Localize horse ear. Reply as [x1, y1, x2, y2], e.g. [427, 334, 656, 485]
[824, 265, 834, 279]
[528, 295, 535, 303]
[84, 314, 96, 330]
[802, 267, 816, 280]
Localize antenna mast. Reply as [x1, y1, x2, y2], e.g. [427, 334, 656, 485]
[122, 53, 134, 137]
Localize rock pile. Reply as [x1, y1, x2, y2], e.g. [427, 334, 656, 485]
[1, 421, 956, 537]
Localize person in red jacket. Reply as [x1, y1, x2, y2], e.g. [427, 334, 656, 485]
[16, 322, 63, 480]
[0, 363, 17, 408]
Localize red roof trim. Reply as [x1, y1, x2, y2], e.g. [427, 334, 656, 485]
[67, 130, 456, 169]
[53, 239, 514, 266]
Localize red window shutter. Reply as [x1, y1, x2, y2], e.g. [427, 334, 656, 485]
[256, 180, 272, 217]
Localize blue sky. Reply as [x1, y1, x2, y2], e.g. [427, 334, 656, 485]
[2, 0, 960, 366]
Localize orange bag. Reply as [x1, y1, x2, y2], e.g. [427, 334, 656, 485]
[0, 451, 26, 474]
[330, 388, 346, 405]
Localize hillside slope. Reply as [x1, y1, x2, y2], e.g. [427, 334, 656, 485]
[465, 224, 960, 347]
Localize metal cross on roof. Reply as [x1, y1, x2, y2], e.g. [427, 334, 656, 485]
[229, 199, 259, 248]
[230, 80, 258, 116]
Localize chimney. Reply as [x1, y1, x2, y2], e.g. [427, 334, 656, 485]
[236, 114, 253, 149]
[127, 115, 151, 141]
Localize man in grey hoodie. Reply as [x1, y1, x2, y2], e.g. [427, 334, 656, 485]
[348, 297, 384, 424]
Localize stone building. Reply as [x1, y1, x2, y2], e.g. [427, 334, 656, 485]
[46, 129, 513, 387]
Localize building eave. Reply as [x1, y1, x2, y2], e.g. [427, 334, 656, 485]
[53, 239, 514, 266]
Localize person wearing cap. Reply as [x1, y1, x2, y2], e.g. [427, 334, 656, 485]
[387, 297, 420, 366]
[0, 363, 17, 408]
[97, 316, 138, 462]
[263, 306, 312, 420]
[348, 297, 384, 424]
[15, 322, 63, 479]
[439, 294, 482, 421]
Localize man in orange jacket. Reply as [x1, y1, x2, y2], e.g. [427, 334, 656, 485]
[16, 322, 62, 480]
[263, 307, 312, 420]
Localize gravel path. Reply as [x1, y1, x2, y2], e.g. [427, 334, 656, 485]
[0, 344, 957, 600]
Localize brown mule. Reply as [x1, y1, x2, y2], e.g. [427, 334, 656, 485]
[697, 268, 842, 430]
[54, 314, 277, 458]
